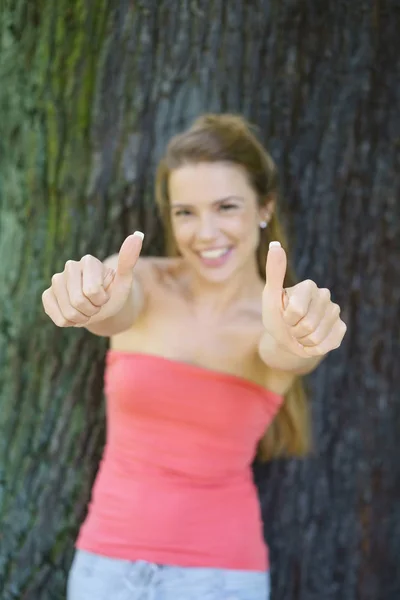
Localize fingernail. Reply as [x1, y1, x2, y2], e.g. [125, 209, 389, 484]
[133, 231, 144, 240]
[269, 241, 281, 248]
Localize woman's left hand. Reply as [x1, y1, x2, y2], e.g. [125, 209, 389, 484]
[262, 242, 347, 358]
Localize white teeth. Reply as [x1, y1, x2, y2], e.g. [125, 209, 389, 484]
[200, 248, 229, 259]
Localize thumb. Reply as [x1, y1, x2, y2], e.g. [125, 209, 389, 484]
[265, 241, 287, 292]
[116, 231, 144, 279]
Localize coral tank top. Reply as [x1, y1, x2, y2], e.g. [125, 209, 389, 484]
[76, 350, 283, 571]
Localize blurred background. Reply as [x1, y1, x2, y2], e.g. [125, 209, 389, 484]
[0, 1, 399, 599]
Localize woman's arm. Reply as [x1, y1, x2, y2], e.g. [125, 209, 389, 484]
[261, 243, 346, 374]
[259, 330, 325, 375]
[84, 255, 146, 337]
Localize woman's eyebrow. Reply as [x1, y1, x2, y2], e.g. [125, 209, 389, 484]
[170, 196, 245, 209]
[214, 195, 245, 204]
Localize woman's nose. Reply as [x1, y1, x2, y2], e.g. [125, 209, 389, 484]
[197, 215, 218, 241]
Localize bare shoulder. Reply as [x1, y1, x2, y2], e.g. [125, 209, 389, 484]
[147, 256, 185, 285]
[104, 254, 182, 282]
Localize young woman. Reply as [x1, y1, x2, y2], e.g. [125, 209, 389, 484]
[42, 114, 346, 600]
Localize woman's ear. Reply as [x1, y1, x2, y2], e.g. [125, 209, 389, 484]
[259, 193, 275, 223]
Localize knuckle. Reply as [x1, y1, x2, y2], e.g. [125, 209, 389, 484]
[62, 309, 77, 322]
[64, 259, 77, 271]
[83, 284, 103, 298]
[304, 279, 317, 291]
[300, 319, 315, 334]
[51, 272, 62, 286]
[61, 306, 84, 323]
[287, 297, 305, 317]
[306, 331, 321, 345]
[80, 254, 95, 265]
[57, 316, 71, 327]
[320, 288, 331, 301]
[49, 311, 68, 327]
[332, 303, 341, 317]
[69, 292, 88, 311]
[42, 304, 52, 318]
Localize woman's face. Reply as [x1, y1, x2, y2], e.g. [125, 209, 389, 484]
[168, 161, 270, 284]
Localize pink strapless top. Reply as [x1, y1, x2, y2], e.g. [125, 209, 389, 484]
[76, 350, 283, 571]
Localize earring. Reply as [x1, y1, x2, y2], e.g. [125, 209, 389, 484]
[259, 220, 268, 229]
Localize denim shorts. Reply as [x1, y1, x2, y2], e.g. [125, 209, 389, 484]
[67, 549, 270, 600]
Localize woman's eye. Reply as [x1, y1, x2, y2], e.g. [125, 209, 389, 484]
[174, 209, 192, 217]
[219, 204, 237, 211]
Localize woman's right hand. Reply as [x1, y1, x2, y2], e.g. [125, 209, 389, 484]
[42, 231, 144, 328]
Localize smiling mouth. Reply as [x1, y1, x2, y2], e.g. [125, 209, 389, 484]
[198, 247, 231, 259]
[195, 247, 234, 268]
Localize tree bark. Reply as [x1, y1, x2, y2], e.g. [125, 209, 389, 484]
[0, 1, 399, 598]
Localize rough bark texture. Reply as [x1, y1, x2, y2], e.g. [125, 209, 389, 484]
[0, 1, 399, 598]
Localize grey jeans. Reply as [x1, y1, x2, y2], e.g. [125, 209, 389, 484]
[67, 549, 270, 600]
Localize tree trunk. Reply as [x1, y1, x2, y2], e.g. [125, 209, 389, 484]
[0, 1, 399, 598]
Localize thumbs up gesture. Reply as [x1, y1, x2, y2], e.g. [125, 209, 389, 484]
[262, 242, 347, 358]
[42, 231, 144, 328]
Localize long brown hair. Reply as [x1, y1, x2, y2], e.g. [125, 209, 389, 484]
[155, 114, 311, 461]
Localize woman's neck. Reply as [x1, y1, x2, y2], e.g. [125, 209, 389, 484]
[185, 259, 263, 316]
